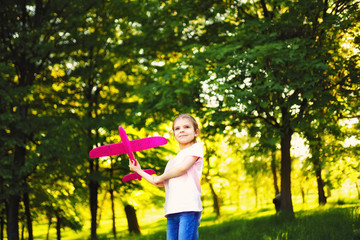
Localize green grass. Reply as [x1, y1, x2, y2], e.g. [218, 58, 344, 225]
[122, 204, 360, 240]
[31, 201, 360, 240]
[198, 207, 359, 240]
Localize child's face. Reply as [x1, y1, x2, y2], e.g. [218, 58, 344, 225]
[173, 118, 198, 148]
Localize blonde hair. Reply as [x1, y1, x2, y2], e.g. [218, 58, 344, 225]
[172, 114, 200, 142]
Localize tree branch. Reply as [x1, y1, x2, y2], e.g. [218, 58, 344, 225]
[260, 0, 270, 18]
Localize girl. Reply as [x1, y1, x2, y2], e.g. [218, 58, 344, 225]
[129, 114, 204, 240]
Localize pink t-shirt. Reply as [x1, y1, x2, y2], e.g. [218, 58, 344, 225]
[163, 142, 204, 216]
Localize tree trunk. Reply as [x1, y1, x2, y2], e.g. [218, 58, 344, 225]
[271, 151, 280, 196]
[6, 194, 20, 240]
[0, 202, 5, 240]
[0, 214, 3, 240]
[356, 182, 360, 199]
[46, 217, 52, 240]
[300, 184, 306, 203]
[124, 205, 141, 234]
[7, 143, 27, 240]
[97, 191, 107, 227]
[89, 159, 99, 239]
[86, 75, 100, 239]
[209, 182, 220, 217]
[109, 165, 117, 238]
[313, 139, 327, 205]
[56, 214, 61, 240]
[110, 189, 116, 238]
[315, 165, 327, 205]
[236, 185, 241, 210]
[20, 223, 24, 240]
[307, 134, 327, 205]
[279, 119, 294, 215]
[203, 143, 221, 218]
[254, 184, 258, 208]
[23, 193, 33, 240]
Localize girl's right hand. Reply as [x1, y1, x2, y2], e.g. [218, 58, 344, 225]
[129, 159, 142, 173]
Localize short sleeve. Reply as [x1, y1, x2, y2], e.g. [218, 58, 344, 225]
[184, 143, 203, 159]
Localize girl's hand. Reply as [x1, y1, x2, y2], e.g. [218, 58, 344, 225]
[129, 159, 142, 173]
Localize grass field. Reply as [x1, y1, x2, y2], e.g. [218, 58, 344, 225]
[38, 200, 358, 240]
[119, 204, 360, 240]
[27, 198, 360, 240]
[197, 206, 360, 240]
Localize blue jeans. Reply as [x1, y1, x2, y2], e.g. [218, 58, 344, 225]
[166, 211, 202, 240]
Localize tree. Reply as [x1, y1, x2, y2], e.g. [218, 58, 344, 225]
[0, 1, 100, 238]
[193, 0, 360, 215]
[111, 0, 359, 216]
[248, 121, 281, 198]
[55, 0, 150, 237]
[202, 134, 223, 218]
[303, 116, 333, 205]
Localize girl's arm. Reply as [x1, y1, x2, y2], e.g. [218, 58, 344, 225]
[129, 159, 164, 187]
[153, 156, 199, 184]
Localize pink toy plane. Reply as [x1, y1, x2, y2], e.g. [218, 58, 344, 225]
[89, 126, 167, 182]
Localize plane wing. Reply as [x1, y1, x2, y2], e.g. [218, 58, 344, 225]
[89, 142, 127, 158]
[122, 169, 156, 182]
[89, 136, 167, 158]
[130, 136, 167, 152]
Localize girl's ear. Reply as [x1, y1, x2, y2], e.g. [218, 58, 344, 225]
[195, 129, 200, 137]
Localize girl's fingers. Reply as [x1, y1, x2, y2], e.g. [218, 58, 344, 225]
[129, 160, 134, 168]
